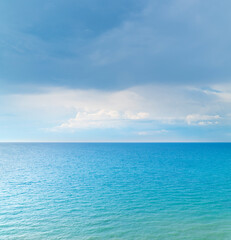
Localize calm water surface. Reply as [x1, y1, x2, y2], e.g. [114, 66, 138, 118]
[0, 143, 231, 239]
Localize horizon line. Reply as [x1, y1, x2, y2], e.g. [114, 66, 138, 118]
[0, 141, 230, 143]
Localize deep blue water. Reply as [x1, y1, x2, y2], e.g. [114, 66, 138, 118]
[0, 143, 231, 239]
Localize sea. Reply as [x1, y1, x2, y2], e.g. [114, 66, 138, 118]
[0, 143, 231, 239]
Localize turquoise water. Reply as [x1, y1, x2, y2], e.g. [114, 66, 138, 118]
[0, 143, 231, 239]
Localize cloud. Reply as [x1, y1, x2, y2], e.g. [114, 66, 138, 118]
[203, 83, 231, 103]
[1, 0, 231, 92]
[137, 130, 168, 136]
[57, 109, 149, 129]
[6, 82, 230, 132]
[185, 114, 220, 126]
[2, 82, 231, 141]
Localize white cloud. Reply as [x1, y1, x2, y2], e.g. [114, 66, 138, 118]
[57, 109, 149, 129]
[124, 111, 149, 120]
[205, 83, 231, 103]
[186, 114, 220, 125]
[5, 83, 231, 131]
[137, 130, 168, 136]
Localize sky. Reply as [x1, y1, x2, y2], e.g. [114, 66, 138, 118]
[1, 0, 231, 142]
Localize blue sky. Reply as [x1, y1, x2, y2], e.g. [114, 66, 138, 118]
[1, 0, 231, 142]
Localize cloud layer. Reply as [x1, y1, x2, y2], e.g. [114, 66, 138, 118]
[1, 0, 231, 91]
[5, 83, 230, 132]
